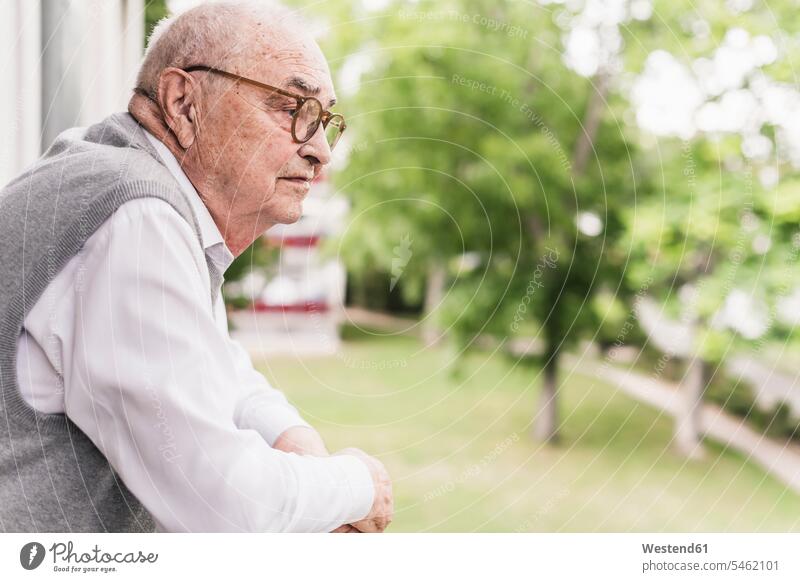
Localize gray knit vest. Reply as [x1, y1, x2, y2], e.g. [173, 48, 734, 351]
[0, 112, 222, 532]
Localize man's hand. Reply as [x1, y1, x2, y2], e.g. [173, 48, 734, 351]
[272, 426, 329, 457]
[333, 447, 393, 533]
[272, 431, 391, 532]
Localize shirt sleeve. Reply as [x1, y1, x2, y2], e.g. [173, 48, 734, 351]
[222, 327, 314, 446]
[62, 198, 374, 532]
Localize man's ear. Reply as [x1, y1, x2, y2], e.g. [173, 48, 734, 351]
[157, 67, 199, 149]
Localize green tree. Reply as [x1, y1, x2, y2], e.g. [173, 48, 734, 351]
[621, 0, 800, 456]
[318, 0, 643, 442]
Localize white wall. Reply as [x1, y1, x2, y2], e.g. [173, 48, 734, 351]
[0, 0, 42, 187]
[1, 0, 144, 186]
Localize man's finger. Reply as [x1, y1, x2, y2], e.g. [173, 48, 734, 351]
[352, 517, 387, 533]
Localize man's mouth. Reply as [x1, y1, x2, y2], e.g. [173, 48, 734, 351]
[278, 176, 312, 189]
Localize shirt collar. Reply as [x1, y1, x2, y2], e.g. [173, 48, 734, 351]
[142, 129, 234, 275]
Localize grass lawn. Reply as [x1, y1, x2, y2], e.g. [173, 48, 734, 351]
[256, 326, 800, 532]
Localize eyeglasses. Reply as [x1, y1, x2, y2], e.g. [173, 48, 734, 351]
[183, 65, 346, 151]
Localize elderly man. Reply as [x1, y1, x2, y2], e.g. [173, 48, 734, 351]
[0, 1, 392, 533]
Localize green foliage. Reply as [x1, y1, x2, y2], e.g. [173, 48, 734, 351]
[619, 0, 800, 364]
[225, 241, 279, 284]
[144, 0, 169, 44]
[314, 0, 641, 362]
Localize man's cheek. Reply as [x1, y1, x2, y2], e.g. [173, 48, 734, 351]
[260, 181, 277, 204]
[253, 132, 288, 159]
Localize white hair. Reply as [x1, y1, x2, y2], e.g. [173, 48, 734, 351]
[135, 0, 304, 100]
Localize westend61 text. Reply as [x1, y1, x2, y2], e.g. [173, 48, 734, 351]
[642, 543, 708, 554]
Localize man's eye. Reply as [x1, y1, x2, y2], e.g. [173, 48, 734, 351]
[285, 109, 297, 118]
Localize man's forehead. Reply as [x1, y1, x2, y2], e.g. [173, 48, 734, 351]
[248, 36, 336, 106]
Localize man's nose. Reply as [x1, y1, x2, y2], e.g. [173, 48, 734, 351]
[298, 121, 332, 166]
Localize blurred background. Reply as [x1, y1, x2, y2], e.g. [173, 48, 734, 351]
[4, 0, 800, 531]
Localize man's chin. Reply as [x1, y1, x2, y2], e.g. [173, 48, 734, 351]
[271, 203, 304, 225]
[270, 182, 307, 224]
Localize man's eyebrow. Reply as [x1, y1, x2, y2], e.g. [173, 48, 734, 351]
[285, 76, 319, 95]
[284, 76, 337, 108]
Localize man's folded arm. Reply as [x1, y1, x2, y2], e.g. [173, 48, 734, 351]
[225, 334, 315, 446]
[62, 199, 374, 531]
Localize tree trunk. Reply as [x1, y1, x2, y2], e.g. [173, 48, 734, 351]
[674, 356, 710, 459]
[527, 74, 608, 445]
[572, 72, 610, 177]
[533, 346, 560, 443]
[422, 261, 446, 347]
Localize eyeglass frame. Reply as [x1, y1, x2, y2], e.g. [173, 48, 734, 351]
[182, 64, 346, 148]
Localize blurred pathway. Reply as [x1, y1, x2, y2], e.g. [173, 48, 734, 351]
[726, 356, 800, 417]
[569, 355, 800, 495]
[636, 296, 800, 417]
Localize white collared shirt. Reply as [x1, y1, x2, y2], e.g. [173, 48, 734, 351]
[14, 129, 374, 532]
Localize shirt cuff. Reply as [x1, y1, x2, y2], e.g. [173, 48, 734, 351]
[237, 401, 313, 446]
[281, 452, 376, 531]
[333, 454, 376, 524]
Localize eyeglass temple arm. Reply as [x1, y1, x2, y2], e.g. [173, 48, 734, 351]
[183, 65, 303, 102]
